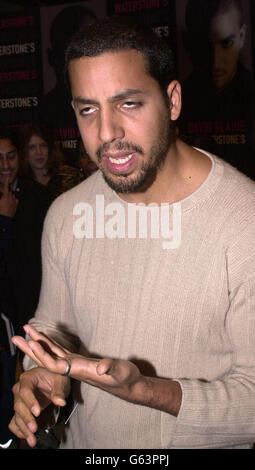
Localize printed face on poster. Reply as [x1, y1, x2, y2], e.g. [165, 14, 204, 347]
[40, 0, 107, 95]
[39, 0, 107, 165]
[176, 0, 255, 179]
[176, 0, 252, 84]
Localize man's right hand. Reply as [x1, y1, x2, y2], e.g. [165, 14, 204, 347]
[8, 367, 70, 447]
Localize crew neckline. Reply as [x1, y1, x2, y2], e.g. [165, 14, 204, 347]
[99, 148, 224, 213]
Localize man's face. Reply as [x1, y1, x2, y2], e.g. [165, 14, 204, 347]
[209, 6, 246, 91]
[70, 50, 173, 194]
[187, 5, 246, 92]
[0, 138, 19, 190]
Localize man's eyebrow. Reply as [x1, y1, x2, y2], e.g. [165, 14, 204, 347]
[72, 97, 98, 107]
[72, 89, 145, 107]
[221, 34, 235, 42]
[108, 89, 144, 102]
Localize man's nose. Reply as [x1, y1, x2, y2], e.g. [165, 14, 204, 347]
[2, 156, 10, 170]
[98, 108, 124, 144]
[213, 44, 224, 69]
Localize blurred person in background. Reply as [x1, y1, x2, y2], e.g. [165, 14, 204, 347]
[0, 127, 51, 445]
[20, 122, 83, 200]
[78, 138, 98, 179]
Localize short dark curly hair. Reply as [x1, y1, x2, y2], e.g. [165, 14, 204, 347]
[0, 127, 20, 150]
[64, 16, 176, 97]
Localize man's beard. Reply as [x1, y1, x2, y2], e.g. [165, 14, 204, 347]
[96, 114, 173, 194]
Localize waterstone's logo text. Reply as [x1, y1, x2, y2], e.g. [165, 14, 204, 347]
[73, 195, 181, 249]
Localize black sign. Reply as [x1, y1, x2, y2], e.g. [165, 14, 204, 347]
[0, 11, 42, 128]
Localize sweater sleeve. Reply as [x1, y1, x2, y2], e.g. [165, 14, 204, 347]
[171, 227, 255, 448]
[23, 197, 80, 371]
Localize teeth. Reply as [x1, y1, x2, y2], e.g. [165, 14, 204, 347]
[109, 153, 133, 164]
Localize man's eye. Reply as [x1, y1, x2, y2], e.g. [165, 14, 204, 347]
[221, 39, 234, 49]
[122, 101, 142, 109]
[80, 106, 96, 116]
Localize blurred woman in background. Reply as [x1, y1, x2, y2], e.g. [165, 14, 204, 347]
[20, 122, 83, 199]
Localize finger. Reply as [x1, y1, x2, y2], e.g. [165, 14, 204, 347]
[11, 410, 37, 447]
[23, 324, 68, 357]
[8, 416, 29, 441]
[12, 380, 41, 419]
[28, 340, 71, 377]
[11, 385, 39, 447]
[50, 377, 69, 407]
[12, 336, 44, 367]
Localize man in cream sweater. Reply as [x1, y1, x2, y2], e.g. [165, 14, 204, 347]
[9, 18, 255, 449]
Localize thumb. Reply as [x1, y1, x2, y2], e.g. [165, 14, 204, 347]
[50, 381, 67, 407]
[96, 358, 115, 376]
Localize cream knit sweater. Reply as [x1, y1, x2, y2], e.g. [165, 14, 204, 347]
[25, 150, 255, 448]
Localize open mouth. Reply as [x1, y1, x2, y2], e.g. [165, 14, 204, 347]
[109, 153, 134, 164]
[104, 152, 136, 173]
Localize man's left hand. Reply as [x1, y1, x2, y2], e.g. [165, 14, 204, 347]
[12, 324, 182, 415]
[12, 325, 142, 403]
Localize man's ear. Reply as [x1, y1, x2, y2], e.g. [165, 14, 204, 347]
[239, 24, 246, 48]
[167, 80, 182, 121]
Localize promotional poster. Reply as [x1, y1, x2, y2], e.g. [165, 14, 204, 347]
[0, 0, 254, 176]
[0, 11, 42, 127]
[176, 0, 255, 178]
